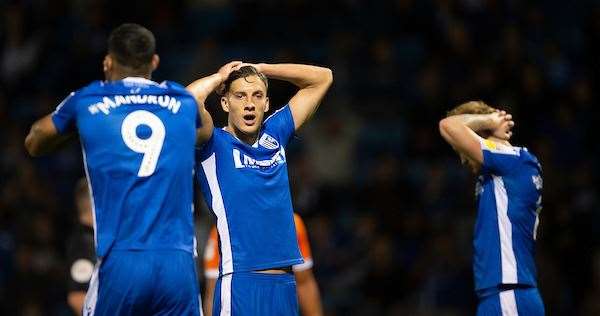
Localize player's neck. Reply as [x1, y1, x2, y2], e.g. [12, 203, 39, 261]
[225, 125, 259, 145]
[488, 136, 511, 147]
[108, 73, 152, 81]
[106, 68, 152, 81]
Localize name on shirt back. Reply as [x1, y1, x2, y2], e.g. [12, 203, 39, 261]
[87, 95, 182, 115]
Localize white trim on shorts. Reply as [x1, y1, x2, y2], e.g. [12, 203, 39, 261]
[82, 259, 102, 316]
[499, 290, 519, 316]
[220, 274, 233, 316]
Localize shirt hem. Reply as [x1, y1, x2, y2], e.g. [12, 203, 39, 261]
[476, 283, 538, 298]
[223, 258, 304, 275]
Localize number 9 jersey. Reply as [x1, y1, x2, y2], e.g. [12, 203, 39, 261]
[52, 77, 199, 259]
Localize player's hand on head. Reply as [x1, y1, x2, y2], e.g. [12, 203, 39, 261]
[218, 61, 243, 81]
[235, 62, 262, 73]
[488, 110, 510, 128]
[490, 110, 515, 140]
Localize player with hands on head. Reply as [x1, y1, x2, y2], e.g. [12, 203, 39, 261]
[195, 62, 332, 315]
[439, 101, 545, 316]
[439, 104, 515, 172]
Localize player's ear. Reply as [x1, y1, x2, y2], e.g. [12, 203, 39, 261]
[221, 96, 230, 113]
[103, 55, 112, 72]
[151, 54, 160, 72]
[264, 97, 270, 113]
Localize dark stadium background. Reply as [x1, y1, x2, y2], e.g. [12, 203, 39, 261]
[1, 0, 599, 315]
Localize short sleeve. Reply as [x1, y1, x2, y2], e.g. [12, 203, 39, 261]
[292, 214, 314, 272]
[203, 226, 220, 278]
[263, 105, 295, 147]
[196, 128, 217, 161]
[51, 91, 79, 134]
[481, 139, 520, 175]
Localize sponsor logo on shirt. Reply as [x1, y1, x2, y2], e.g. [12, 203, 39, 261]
[233, 147, 286, 169]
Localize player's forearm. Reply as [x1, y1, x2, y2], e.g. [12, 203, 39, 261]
[25, 121, 48, 156]
[295, 269, 324, 316]
[258, 63, 333, 89]
[261, 64, 332, 130]
[203, 294, 214, 316]
[186, 73, 224, 105]
[439, 115, 485, 163]
[297, 278, 324, 316]
[439, 115, 483, 145]
[196, 105, 214, 143]
[187, 74, 220, 143]
[203, 277, 217, 315]
[446, 114, 495, 133]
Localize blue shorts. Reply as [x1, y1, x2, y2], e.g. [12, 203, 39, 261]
[476, 287, 544, 316]
[83, 250, 201, 316]
[213, 271, 298, 316]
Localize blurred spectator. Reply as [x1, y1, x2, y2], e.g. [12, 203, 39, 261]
[66, 178, 95, 316]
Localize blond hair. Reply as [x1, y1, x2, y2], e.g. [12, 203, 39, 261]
[447, 101, 497, 138]
[447, 101, 495, 117]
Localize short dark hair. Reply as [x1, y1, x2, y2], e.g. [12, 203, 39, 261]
[218, 66, 268, 96]
[108, 23, 156, 71]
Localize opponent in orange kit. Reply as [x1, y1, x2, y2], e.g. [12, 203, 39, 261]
[203, 213, 324, 316]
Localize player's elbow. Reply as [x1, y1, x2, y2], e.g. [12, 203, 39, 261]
[438, 118, 457, 144]
[24, 123, 49, 157]
[321, 67, 333, 86]
[438, 118, 451, 137]
[24, 130, 41, 157]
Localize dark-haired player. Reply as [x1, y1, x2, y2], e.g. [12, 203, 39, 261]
[24, 23, 234, 315]
[439, 101, 544, 315]
[190, 64, 332, 315]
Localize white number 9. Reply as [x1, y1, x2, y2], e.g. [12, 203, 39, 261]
[121, 110, 166, 177]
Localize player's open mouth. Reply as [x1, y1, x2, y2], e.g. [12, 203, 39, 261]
[243, 114, 256, 126]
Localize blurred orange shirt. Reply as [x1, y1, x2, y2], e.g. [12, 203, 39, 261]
[204, 213, 313, 278]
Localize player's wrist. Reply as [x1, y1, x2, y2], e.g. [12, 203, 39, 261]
[255, 63, 268, 74]
[461, 114, 491, 132]
[214, 72, 226, 84]
[482, 114, 499, 130]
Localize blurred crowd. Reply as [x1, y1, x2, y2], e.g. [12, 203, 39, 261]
[1, 0, 599, 315]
